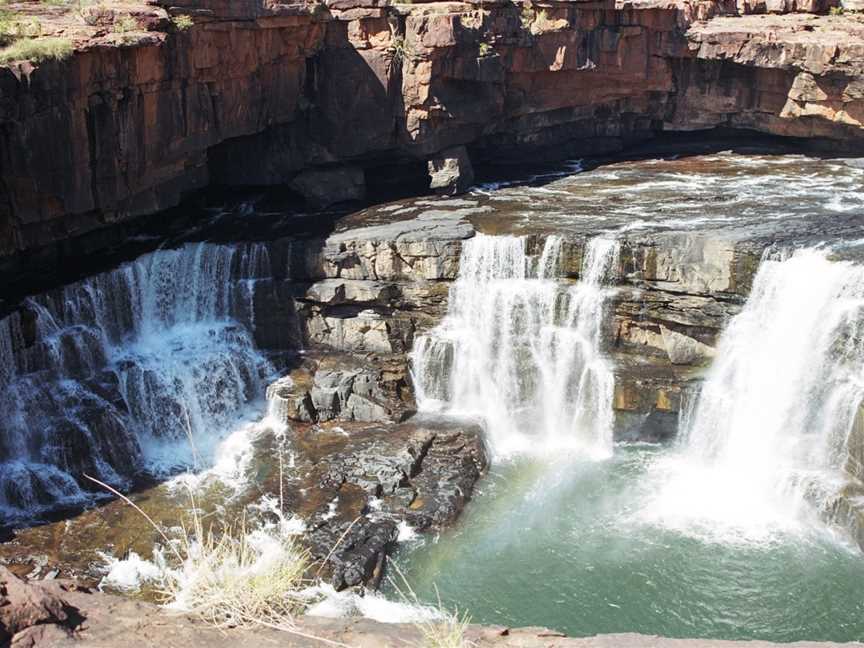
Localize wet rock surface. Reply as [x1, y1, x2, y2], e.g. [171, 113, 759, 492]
[1, 568, 863, 648]
[0, 414, 486, 594]
[295, 417, 487, 589]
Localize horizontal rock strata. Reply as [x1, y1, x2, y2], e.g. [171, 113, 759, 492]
[1, 0, 864, 268]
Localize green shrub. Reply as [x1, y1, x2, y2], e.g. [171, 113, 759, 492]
[112, 14, 138, 33]
[0, 11, 42, 46]
[0, 36, 73, 64]
[171, 14, 193, 30]
[830, 5, 845, 13]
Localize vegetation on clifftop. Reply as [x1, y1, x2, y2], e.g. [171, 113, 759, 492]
[0, 33, 71, 62]
[0, 2, 72, 63]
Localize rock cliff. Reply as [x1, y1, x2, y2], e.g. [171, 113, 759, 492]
[1, 0, 863, 273]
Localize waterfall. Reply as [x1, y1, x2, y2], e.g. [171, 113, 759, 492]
[0, 242, 278, 523]
[411, 233, 619, 458]
[650, 248, 864, 539]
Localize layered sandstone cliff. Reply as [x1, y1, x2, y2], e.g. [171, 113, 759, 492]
[1, 0, 863, 273]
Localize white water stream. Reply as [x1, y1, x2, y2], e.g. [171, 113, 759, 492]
[411, 233, 619, 458]
[0, 242, 277, 521]
[646, 248, 864, 540]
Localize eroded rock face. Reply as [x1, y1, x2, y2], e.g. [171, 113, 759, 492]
[674, 15, 864, 141]
[2, 0, 864, 269]
[0, 566, 82, 645]
[294, 418, 487, 589]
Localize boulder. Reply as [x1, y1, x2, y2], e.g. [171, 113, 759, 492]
[427, 146, 475, 196]
[0, 566, 80, 644]
[300, 417, 487, 589]
[324, 519, 398, 590]
[289, 166, 366, 208]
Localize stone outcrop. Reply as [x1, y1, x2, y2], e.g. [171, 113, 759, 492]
[428, 145, 475, 195]
[266, 353, 416, 424]
[1, 0, 864, 275]
[299, 417, 487, 588]
[672, 14, 864, 139]
[0, 566, 83, 646]
[2, 566, 863, 648]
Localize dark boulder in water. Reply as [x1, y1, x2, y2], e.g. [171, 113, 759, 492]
[298, 417, 487, 590]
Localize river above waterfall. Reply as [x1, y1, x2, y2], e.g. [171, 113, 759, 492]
[388, 446, 864, 642]
[466, 151, 864, 240]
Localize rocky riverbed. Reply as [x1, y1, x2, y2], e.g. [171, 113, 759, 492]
[3, 147, 864, 644]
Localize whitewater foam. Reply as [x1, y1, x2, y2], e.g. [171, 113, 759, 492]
[99, 549, 169, 593]
[305, 583, 443, 624]
[411, 233, 618, 459]
[0, 242, 278, 521]
[643, 248, 864, 543]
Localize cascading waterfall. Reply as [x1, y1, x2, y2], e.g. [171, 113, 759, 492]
[0, 242, 279, 523]
[411, 233, 619, 458]
[651, 248, 864, 538]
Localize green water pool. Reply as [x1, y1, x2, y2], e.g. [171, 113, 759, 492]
[388, 444, 864, 642]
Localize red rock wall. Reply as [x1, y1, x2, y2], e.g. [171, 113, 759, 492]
[0, 10, 325, 257]
[1, 0, 863, 264]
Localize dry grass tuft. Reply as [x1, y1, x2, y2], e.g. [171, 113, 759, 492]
[162, 515, 311, 629]
[414, 600, 473, 648]
[84, 474, 347, 647]
[389, 564, 475, 648]
[0, 36, 72, 63]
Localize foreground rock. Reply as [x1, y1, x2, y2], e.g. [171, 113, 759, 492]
[0, 415, 487, 594]
[289, 417, 487, 589]
[3, 565, 864, 648]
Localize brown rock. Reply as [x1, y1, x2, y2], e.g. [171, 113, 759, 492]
[289, 166, 367, 208]
[0, 567, 79, 644]
[428, 145, 475, 195]
[2, 0, 864, 273]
